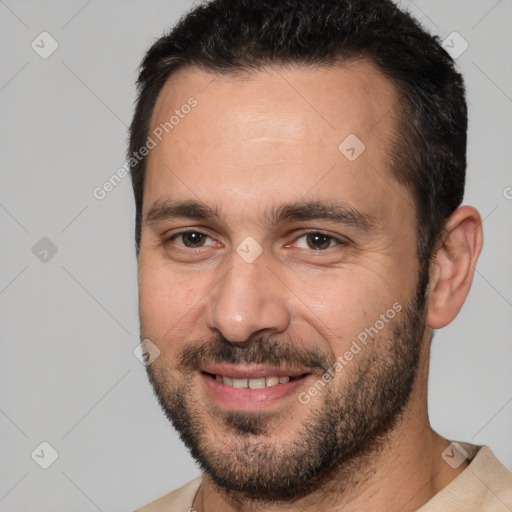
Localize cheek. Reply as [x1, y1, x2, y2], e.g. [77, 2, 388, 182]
[289, 268, 401, 350]
[137, 259, 209, 340]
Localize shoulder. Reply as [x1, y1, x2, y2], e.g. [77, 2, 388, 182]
[133, 476, 203, 512]
[418, 443, 512, 511]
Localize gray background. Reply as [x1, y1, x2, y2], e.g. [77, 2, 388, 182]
[1, 1, 511, 510]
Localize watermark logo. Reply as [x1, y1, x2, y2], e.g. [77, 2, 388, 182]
[32, 237, 58, 263]
[134, 339, 161, 366]
[31, 441, 59, 469]
[442, 32, 468, 60]
[441, 442, 468, 469]
[338, 134, 366, 162]
[31, 32, 59, 59]
[236, 236, 263, 263]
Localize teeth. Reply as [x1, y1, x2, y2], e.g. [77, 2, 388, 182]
[232, 378, 248, 388]
[249, 378, 266, 389]
[215, 374, 295, 388]
[265, 376, 280, 387]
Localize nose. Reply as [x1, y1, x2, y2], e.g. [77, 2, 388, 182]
[205, 249, 291, 344]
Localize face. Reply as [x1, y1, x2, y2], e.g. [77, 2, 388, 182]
[138, 62, 428, 500]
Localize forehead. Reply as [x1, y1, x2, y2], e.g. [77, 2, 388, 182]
[149, 60, 399, 147]
[144, 61, 411, 225]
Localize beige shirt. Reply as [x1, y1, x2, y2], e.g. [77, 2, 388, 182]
[134, 444, 512, 511]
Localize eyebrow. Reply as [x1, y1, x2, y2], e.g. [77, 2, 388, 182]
[144, 199, 377, 233]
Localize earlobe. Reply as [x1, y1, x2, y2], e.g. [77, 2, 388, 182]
[426, 206, 483, 329]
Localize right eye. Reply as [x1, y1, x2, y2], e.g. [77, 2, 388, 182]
[168, 230, 216, 249]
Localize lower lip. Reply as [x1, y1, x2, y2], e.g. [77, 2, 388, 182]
[200, 372, 313, 411]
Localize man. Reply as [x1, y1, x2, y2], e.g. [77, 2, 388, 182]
[129, 0, 512, 510]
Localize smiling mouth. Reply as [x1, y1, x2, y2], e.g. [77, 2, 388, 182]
[202, 371, 309, 389]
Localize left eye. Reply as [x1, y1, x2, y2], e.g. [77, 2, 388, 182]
[294, 232, 341, 251]
[171, 231, 215, 248]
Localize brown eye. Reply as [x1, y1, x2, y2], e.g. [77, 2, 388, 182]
[174, 231, 210, 248]
[305, 233, 333, 250]
[292, 232, 343, 251]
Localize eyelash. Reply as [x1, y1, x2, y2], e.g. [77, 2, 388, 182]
[165, 229, 346, 252]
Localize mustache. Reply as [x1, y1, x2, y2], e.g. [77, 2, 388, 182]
[177, 335, 333, 375]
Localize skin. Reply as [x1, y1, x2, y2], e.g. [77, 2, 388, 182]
[137, 61, 483, 511]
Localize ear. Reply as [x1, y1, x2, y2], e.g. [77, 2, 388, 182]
[426, 206, 483, 329]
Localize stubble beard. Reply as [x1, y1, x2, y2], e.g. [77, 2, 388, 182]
[144, 272, 428, 503]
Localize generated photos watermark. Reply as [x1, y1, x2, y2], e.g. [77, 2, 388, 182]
[93, 97, 198, 200]
[298, 302, 403, 404]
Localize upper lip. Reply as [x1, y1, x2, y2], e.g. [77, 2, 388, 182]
[201, 364, 310, 379]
